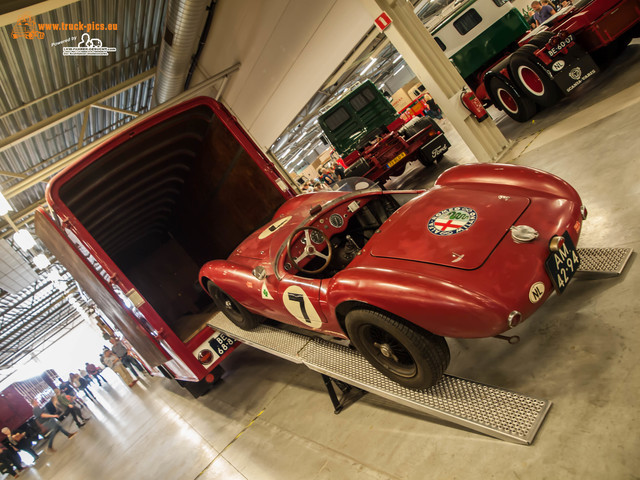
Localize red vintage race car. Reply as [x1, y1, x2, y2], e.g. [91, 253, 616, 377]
[199, 163, 585, 389]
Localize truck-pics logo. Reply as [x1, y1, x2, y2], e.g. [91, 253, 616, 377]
[63, 33, 116, 56]
[11, 16, 44, 39]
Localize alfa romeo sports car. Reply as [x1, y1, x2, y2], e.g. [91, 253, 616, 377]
[200, 163, 585, 389]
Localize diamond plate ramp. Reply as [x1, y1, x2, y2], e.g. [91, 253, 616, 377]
[208, 313, 309, 363]
[576, 247, 632, 276]
[209, 313, 550, 445]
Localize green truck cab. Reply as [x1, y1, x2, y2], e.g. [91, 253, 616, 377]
[318, 81, 450, 184]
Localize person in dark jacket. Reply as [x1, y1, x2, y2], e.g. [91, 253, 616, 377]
[1, 427, 38, 462]
[31, 399, 77, 453]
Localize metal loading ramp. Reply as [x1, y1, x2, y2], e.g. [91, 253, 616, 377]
[208, 314, 551, 445]
[576, 247, 633, 276]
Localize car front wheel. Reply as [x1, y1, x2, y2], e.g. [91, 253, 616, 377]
[207, 282, 263, 330]
[345, 309, 449, 390]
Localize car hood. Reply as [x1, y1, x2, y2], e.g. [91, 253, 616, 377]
[368, 186, 530, 270]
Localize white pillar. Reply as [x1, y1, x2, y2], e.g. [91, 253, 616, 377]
[359, 0, 509, 163]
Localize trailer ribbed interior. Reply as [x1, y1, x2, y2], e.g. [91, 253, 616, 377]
[57, 104, 286, 342]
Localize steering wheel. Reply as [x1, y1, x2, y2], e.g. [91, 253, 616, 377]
[286, 226, 333, 274]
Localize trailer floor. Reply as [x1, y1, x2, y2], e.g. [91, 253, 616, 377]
[14, 42, 640, 480]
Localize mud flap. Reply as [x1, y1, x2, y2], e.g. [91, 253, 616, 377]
[551, 54, 600, 94]
[420, 134, 450, 162]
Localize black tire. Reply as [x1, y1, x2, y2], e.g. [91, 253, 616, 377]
[509, 47, 561, 107]
[345, 309, 449, 390]
[399, 116, 432, 139]
[418, 154, 436, 167]
[487, 76, 537, 122]
[207, 282, 263, 330]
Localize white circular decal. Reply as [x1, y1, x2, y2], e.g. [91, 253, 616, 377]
[552, 60, 565, 72]
[258, 216, 292, 240]
[428, 207, 477, 236]
[283, 285, 322, 328]
[529, 282, 545, 303]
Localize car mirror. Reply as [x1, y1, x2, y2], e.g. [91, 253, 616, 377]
[252, 266, 267, 280]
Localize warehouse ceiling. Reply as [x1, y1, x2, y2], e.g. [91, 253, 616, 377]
[0, 0, 166, 378]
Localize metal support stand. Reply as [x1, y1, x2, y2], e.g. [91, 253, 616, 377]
[321, 374, 366, 414]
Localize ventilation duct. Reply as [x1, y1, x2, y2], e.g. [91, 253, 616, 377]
[153, 0, 211, 106]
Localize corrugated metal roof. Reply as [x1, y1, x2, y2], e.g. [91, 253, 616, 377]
[0, 0, 167, 376]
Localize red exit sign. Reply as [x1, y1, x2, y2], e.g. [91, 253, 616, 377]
[375, 12, 392, 31]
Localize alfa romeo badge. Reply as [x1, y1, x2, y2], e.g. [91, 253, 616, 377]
[428, 207, 477, 236]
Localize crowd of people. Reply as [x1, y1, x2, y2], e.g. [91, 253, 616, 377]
[301, 161, 346, 193]
[0, 335, 147, 476]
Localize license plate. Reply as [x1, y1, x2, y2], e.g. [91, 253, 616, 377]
[544, 231, 580, 294]
[208, 331, 235, 357]
[387, 151, 406, 169]
[547, 34, 574, 57]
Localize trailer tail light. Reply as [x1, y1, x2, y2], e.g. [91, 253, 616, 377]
[197, 349, 214, 365]
[549, 235, 565, 252]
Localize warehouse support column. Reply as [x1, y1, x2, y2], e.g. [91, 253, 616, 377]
[358, 0, 509, 163]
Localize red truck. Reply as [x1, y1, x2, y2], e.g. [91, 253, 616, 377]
[431, 0, 640, 121]
[35, 97, 298, 397]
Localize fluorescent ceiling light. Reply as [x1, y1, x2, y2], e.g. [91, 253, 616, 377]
[14, 229, 36, 251]
[33, 254, 50, 269]
[393, 64, 406, 76]
[360, 57, 377, 76]
[0, 192, 12, 216]
[393, 55, 402, 64]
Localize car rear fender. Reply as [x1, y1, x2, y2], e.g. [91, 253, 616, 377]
[435, 163, 582, 205]
[199, 260, 265, 310]
[327, 268, 510, 339]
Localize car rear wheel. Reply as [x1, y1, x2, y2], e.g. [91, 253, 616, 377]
[345, 309, 449, 390]
[207, 282, 263, 330]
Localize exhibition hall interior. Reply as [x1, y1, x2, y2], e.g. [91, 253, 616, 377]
[0, 0, 638, 479]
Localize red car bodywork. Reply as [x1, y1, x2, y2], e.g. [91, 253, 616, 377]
[200, 163, 584, 341]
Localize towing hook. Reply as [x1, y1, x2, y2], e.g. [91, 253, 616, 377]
[495, 334, 520, 344]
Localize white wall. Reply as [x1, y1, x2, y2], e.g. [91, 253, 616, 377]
[191, 0, 373, 151]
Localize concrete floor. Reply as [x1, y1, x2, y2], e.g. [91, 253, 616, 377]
[11, 42, 640, 480]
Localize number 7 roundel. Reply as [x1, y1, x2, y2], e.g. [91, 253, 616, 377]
[283, 285, 323, 328]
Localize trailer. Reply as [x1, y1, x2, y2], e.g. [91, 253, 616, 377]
[35, 97, 297, 396]
[430, 0, 640, 121]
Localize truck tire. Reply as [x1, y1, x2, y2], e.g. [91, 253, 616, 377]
[345, 309, 449, 390]
[399, 116, 432, 139]
[509, 46, 561, 108]
[487, 76, 537, 123]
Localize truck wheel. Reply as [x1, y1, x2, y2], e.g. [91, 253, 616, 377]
[509, 50, 561, 107]
[345, 309, 449, 390]
[207, 282, 263, 330]
[399, 116, 431, 139]
[487, 76, 537, 123]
